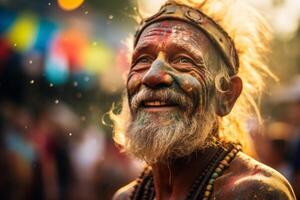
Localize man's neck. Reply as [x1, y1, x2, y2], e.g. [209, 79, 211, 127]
[151, 146, 220, 200]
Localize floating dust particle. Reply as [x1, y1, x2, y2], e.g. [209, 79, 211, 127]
[30, 80, 35, 84]
[73, 81, 78, 87]
[84, 11, 88, 15]
[69, 133, 72, 136]
[108, 15, 114, 20]
[14, 43, 17, 47]
[29, 60, 33, 64]
[54, 99, 59, 104]
[92, 41, 97, 46]
[49, 83, 54, 87]
[48, 2, 51, 6]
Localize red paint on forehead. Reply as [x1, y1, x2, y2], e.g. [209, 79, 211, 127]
[138, 21, 193, 50]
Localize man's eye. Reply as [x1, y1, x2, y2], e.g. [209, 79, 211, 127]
[131, 56, 152, 71]
[175, 57, 193, 64]
[137, 56, 152, 64]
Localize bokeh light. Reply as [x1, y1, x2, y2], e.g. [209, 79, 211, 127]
[84, 41, 113, 74]
[52, 29, 88, 71]
[246, 0, 300, 39]
[45, 49, 69, 85]
[58, 0, 85, 11]
[137, 0, 166, 16]
[5, 13, 38, 52]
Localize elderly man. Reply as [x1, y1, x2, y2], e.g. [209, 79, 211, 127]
[111, 0, 296, 199]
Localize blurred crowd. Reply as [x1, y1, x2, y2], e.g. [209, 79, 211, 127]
[253, 77, 300, 199]
[0, 101, 141, 200]
[0, 1, 141, 199]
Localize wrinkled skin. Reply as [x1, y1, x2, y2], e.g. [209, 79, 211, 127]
[127, 20, 219, 116]
[113, 20, 296, 200]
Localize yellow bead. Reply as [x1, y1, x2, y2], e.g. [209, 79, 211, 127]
[225, 156, 231, 161]
[229, 152, 235, 157]
[204, 191, 211, 197]
[206, 184, 213, 191]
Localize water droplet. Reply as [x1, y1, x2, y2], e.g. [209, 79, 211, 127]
[73, 81, 78, 87]
[30, 80, 35, 84]
[14, 43, 17, 47]
[48, 2, 51, 6]
[54, 99, 59, 104]
[108, 15, 113, 20]
[81, 116, 86, 121]
[49, 83, 54, 87]
[84, 11, 88, 15]
[69, 133, 72, 136]
[29, 60, 33, 64]
[92, 41, 97, 46]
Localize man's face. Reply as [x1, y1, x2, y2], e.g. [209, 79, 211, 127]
[124, 20, 221, 163]
[128, 20, 220, 116]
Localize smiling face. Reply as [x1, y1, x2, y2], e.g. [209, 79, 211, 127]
[128, 20, 221, 115]
[124, 20, 228, 163]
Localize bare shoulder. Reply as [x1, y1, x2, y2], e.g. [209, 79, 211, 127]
[112, 181, 137, 200]
[213, 152, 296, 200]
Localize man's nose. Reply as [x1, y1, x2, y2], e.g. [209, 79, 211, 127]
[142, 58, 173, 89]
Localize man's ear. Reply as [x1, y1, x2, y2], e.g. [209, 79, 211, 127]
[215, 76, 242, 117]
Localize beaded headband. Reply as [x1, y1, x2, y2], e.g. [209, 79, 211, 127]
[134, 1, 239, 75]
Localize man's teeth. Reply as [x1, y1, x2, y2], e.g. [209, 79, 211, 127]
[144, 101, 167, 106]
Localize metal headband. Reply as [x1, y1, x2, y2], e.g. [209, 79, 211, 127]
[134, 2, 239, 75]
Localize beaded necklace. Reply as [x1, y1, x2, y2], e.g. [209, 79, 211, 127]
[130, 144, 241, 200]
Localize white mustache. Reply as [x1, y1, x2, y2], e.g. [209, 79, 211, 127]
[130, 87, 193, 113]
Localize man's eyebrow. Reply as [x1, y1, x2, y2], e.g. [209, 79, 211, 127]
[167, 42, 206, 66]
[132, 42, 158, 60]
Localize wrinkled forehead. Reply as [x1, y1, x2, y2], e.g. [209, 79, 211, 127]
[135, 20, 212, 51]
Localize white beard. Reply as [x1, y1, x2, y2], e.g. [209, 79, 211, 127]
[124, 88, 217, 164]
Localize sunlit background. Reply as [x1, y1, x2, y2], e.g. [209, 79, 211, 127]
[0, 0, 300, 199]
